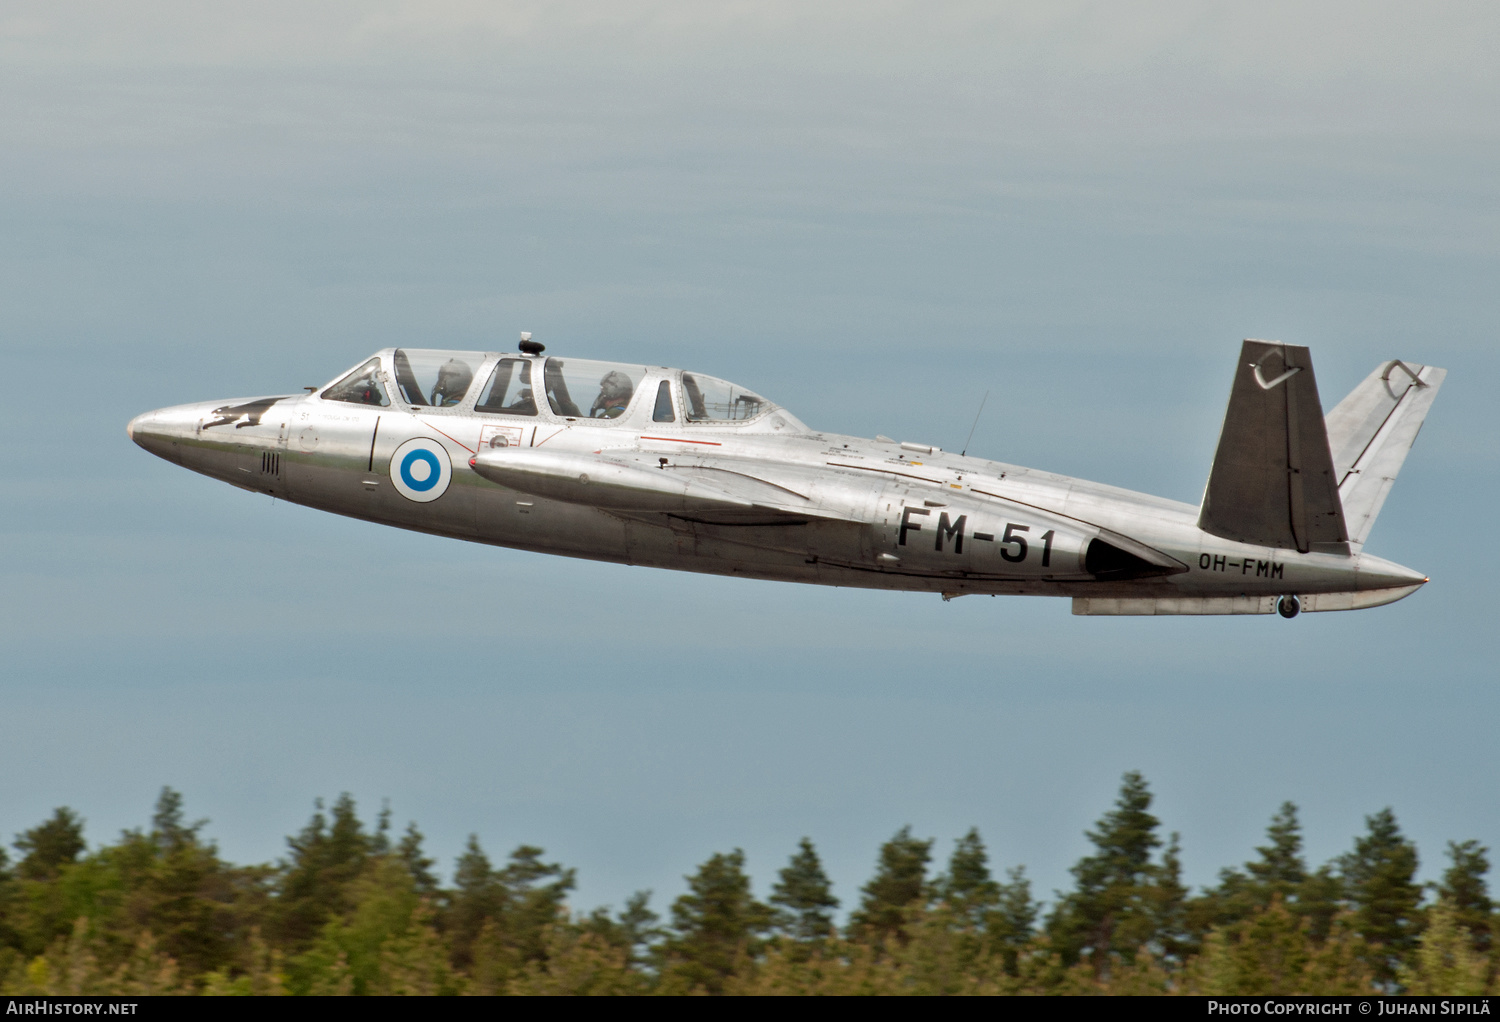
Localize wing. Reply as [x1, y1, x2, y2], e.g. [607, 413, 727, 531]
[469, 448, 863, 525]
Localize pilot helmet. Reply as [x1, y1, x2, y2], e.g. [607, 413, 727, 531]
[432, 359, 474, 405]
[599, 371, 633, 403]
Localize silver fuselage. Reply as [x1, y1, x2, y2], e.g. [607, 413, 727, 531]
[128, 350, 1426, 611]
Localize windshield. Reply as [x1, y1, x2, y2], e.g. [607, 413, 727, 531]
[392, 349, 485, 408]
[321, 358, 390, 407]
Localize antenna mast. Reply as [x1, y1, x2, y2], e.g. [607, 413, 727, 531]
[960, 391, 989, 457]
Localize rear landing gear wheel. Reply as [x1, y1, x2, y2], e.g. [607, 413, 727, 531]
[1277, 594, 1301, 619]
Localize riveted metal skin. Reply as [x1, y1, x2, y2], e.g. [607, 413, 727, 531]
[128, 346, 1440, 616]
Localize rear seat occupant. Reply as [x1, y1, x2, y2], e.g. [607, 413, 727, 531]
[431, 359, 475, 407]
[544, 358, 648, 421]
[592, 371, 635, 418]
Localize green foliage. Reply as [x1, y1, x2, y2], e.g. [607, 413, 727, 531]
[1437, 840, 1491, 955]
[934, 829, 999, 927]
[1250, 802, 1310, 895]
[494, 845, 576, 965]
[1295, 865, 1345, 944]
[446, 834, 502, 972]
[1399, 898, 1489, 995]
[989, 865, 1038, 974]
[849, 825, 933, 946]
[770, 838, 839, 944]
[1338, 807, 1423, 986]
[1046, 771, 1174, 971]
[0, 777, 1490, 996]
[396, 824, 439, 898]
[14, 809, 86, 882]
[274, 794, 373, 951]
[662, 849, 771, 994]
[1194, 802, 1351, 955]
[579, 890, 662, 969]
[444, 836, 575, 979]
[1185, 898, 1374, 996]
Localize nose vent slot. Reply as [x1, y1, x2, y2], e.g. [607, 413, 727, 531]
[260, 451, 281, 476]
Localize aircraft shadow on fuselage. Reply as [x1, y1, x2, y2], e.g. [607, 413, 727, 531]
[202, 397, 285, 430]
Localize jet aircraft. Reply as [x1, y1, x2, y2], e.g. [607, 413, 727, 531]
[128, 337, 1443, 618]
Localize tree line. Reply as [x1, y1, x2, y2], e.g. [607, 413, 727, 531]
[0, 772, 1492, 995]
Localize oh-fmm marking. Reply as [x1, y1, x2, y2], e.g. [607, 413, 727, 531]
[1198, 552, 1283, 578]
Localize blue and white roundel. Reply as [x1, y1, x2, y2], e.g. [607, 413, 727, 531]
[390, 437, 452, 503]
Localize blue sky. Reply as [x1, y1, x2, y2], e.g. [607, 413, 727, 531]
[2, 1, 1497, 917]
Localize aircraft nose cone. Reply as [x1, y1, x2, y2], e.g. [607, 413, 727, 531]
[126, 404, 203, 463]
[127, 409, 171, 448]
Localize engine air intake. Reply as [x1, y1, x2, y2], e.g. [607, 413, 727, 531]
[1085, 538, 1174, 580]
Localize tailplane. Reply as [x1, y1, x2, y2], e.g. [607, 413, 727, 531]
[1324, 358, 1446, 549]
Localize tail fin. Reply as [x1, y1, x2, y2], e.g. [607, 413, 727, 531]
[1199, 340, 1348, 554]
[1324, 359, 1446, 549]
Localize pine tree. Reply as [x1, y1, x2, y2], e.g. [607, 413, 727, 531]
[446, 835, 504, 971]
[274, 795, 373, 949]
[1398, 898, 1489, 996]
[1436, 840, 1491, 955]
[397, 823, 439, 897]
[934, 829, 1000, 929]
[292, 853, 417, 995]
[1195, 804, 1314, 945]
[1296, 866, 1344, 943]
[149, 788, 208, 853]
[7, 808, 94, 959]
[1195, 896, 1311, 995]
[989, 865, 1038, 975]
[1153, 832, 1195, 962]
[13, 808, 86, 881]
[1247, 803, 1309, 897]
[769, 838, 839, 943]
[617, 890, 663, 967]
[581, 890, 663, 968]
[1338, 808, 1423, 987]
[664, 849, 771, 994]
[849, 826, 933, 945]
[0, 846, 15, 957]
[371, 802, 392, 855]
[495, 845, 575, 965]
[130, 787, 246, 978]
[1047, 771, 1166, 971]
[447, 840, 574, 980]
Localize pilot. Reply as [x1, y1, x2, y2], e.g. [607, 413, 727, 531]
[509, 387, 536, 414]
[361, 382, 386, 405]
[352, 373, 386, 405]
[591, 371, 634, 418]
[430, 359, 474, 407]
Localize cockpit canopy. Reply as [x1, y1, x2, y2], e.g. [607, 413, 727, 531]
[319, 349, 806, 431]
